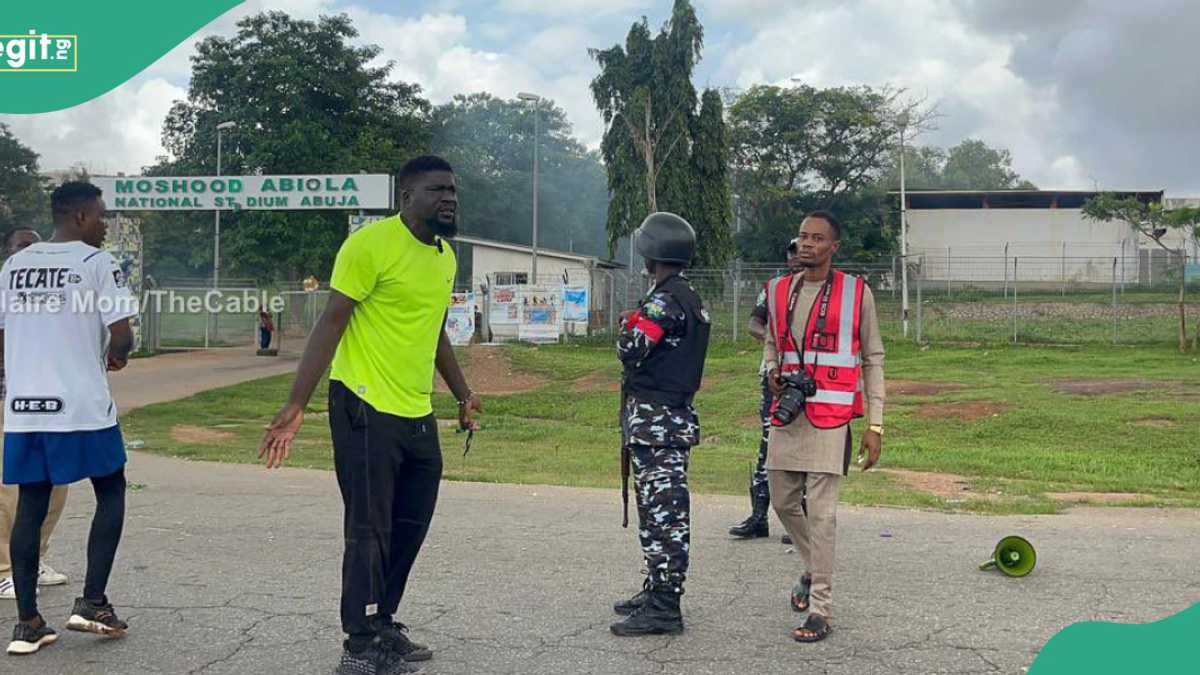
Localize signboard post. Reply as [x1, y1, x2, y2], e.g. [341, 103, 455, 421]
[93, 174, 392, 211]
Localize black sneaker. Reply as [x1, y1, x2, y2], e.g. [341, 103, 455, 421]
[65, 597, 128, 638]
[334, 644, 423, 675]
[378, 621, 432, 662]
[7, 620, 58, 655]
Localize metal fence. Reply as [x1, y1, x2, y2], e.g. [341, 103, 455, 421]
[597, 254, 1200, 348]
[138, 252, 1200, 351]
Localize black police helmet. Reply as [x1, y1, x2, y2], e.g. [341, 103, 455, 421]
[635, 212, 696, 265]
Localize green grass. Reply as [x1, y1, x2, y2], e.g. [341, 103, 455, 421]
[122, 336, 1200, 515]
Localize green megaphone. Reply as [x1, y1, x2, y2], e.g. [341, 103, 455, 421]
[978, 535, 1036, 577]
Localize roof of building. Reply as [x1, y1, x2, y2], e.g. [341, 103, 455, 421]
[452, 235, 624, 268]
[888, 189, 1164, 210]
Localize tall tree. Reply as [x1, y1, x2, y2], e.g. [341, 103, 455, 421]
[590, 0, 732, 265]
[148, 11, 430, 282]
[1084, 194, 1200, 352]
[0, 124, 49, 233]
[689, 89, 733, 268]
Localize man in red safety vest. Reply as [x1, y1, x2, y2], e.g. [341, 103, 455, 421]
[762, 210, 886, 644]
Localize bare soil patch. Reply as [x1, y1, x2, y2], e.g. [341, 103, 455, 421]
[1132, 418, 1178, 429]
[889, 379, 966, 397]
[914, 400, 1008, 421]
[571, 371, 620, 393]
[435, 346, 548, 395]
[1047, 492, 1152, 505]
[170, 425, 236, 445]
[881, 469, 975, 499]
[1051, 379, 1162, 396]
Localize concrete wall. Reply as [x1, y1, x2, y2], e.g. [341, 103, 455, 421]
[470, 246, 592, 289]
[907, 209, 1139, 284]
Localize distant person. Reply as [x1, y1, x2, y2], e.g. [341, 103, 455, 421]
[2, 182, 137, 656]
[259, 156, 482, 675]
[0, 227, 71, 602]
[729, 237, 803, 542]
[258, 309, 274, 350]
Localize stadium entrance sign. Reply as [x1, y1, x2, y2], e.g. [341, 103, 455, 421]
[93, 174, 392, 211]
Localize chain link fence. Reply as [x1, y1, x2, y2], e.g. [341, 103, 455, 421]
[597, 254, 1200, 348]
[139, 252, 1199, 351]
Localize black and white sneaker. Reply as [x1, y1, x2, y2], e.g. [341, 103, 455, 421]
[378, 621, 433, 662]
[334, 644, 422, 675]
[7, 620, 58, 655]
[65, 597, 128, 638]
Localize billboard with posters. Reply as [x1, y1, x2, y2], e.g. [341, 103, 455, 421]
[517, 286, 561, 343]
[562, 286, 588, 323]
[446, 292, 476, 345]
[488, 285, 521, 325]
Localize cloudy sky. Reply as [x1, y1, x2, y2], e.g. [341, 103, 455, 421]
[3, 0, 1198, 194]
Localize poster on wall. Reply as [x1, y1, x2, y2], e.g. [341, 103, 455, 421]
[489, 285, 521, 325]
[517, 286, 561, 343]
[562, 286, 588, 323]
[446, 293, 476, 345]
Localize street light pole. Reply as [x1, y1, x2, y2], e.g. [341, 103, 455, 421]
[518, 92, 541, 284]
[899, 121, 910, 338]
[214, 121, 236, 289]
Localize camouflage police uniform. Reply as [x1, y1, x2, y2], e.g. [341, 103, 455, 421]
[618, 278, 708, 595]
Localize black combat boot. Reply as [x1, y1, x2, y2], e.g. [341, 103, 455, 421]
[613, 580, 651, 616]
[610, 591, 684, 636]
[728, 483, 770, 538]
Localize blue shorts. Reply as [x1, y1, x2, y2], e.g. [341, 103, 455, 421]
[3, 425, 126, 486]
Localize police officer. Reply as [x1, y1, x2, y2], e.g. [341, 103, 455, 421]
[610, 212, 711, 637]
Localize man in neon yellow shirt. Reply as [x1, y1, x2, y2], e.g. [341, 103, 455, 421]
[259, 156, 482, 675]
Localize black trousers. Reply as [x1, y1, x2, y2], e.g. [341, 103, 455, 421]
[329, 380, 443, 648]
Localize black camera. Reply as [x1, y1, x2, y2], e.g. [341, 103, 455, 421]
[772, 370, 818, 426]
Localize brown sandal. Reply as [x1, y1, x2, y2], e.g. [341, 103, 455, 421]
[792, 613, 832, 643]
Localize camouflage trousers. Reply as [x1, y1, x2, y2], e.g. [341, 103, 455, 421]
[751, 374, 772, 492]
[630, 444, 691, 595]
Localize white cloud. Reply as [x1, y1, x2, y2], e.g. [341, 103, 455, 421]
[710, 0, 1093, 189]
[0, 77, 186, 175]
[497, 0, 647, 17]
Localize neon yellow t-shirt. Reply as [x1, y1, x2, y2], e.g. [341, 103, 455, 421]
[329, 215, 457, 418]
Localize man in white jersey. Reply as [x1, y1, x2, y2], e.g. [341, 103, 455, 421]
[0, 227, 72, 600]
[1, 182, 136, 656]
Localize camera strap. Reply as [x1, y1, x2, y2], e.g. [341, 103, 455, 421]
[783, 272, 835, 364]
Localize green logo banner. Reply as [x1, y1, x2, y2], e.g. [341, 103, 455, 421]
[1029, 603, 1199, 674]
[0, 1, 244, 114]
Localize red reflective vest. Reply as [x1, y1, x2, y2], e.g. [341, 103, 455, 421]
[768, 270, 865, 429]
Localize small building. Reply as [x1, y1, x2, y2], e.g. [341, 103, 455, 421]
[895, 189, 1190, 286]
[447, 235, 625, 336]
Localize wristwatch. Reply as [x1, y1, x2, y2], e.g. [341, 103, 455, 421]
[868, 424, 884, 436]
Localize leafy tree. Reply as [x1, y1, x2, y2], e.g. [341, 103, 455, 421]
[590, 0, 733, 265]
[941, 139, 1035, 190]
[0, 124, 49, 234]
[1084, 194, 1200, 352]
[881, 139, 1036, 191]
[147, 11, 430, 282]
[728, 83, 915, 262]
[688, 89, 732, 268]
